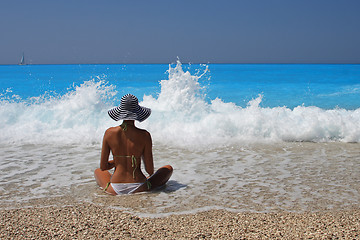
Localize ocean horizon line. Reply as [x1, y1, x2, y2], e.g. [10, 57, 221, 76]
[1, 62, 360, 66]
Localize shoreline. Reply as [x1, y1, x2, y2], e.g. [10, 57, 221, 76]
[1, 202, 359, 239]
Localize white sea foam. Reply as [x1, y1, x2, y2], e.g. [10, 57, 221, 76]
[141, 61, 360, 147]
[0, 80, 115, 145]
[1, 61, 360, 147]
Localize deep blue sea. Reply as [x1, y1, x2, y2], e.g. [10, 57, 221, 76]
[1, 61, 359, 215]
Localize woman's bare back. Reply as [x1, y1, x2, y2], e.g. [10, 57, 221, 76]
[100, 121, 154, 183]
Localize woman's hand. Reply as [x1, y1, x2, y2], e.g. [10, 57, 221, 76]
[107, 159, 115, 170]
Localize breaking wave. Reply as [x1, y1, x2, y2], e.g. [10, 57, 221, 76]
[1, 61, 359, 147]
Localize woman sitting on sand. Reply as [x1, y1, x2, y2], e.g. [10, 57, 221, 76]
[94, 94, 172, 195]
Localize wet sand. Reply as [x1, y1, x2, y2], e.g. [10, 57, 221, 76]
[1, 202, 359, 239]
[1, 142, 360, 239]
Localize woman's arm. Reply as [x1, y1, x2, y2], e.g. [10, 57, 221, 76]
[143, 131, 154, 176]
[100, 130, 115, 171]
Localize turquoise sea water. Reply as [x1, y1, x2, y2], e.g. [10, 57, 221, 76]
[1, 61, 359, 215]
[2, 63, 360, 109]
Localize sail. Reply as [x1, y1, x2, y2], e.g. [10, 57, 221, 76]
[19, 53, 25, 65]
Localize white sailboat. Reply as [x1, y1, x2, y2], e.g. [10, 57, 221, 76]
[19, 53, 25, 65]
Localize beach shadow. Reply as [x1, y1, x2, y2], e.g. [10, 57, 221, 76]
[155, 180, 187, 193]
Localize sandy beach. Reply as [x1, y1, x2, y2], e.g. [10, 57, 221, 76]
[1, 201, 359, 239]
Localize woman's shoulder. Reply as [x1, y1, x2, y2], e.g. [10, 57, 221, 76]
[136, 127, 151, 137]
[104, 125, 151, 138]
[104, 126, 120, 135]
[107, 126, 120, 131]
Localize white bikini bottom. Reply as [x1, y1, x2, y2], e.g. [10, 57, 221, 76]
[111, 183, 142, 195]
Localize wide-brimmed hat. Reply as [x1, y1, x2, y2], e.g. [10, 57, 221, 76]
[108, 94, 151, 122]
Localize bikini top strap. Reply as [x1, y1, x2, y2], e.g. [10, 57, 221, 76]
[120, 122, 128, 131]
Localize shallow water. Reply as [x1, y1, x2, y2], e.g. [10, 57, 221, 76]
[1, 142, 359, 217]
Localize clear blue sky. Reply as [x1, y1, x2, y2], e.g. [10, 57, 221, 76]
[1, 0, 360, 64]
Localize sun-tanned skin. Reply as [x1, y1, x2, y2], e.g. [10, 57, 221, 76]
[94, 120, 154, 195]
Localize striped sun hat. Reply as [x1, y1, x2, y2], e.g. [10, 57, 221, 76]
[108, 94, 151, 122]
